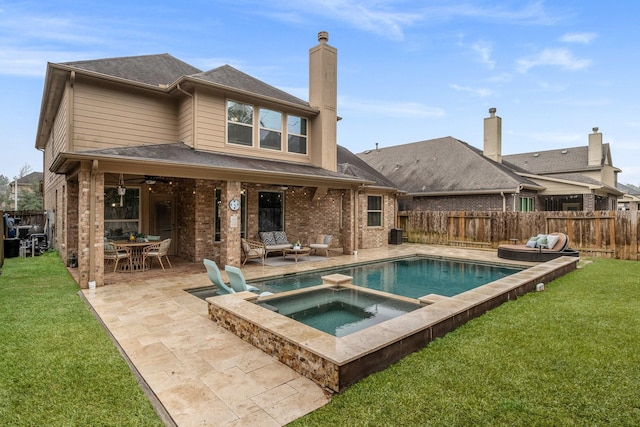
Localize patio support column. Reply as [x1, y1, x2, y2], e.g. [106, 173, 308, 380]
[342, 188, 355, 254]
[220, 180, 242, 267]
[77, 169, 91, 288]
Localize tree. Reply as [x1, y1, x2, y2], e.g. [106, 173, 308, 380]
[18, 181, 43, 210]
[0, 174, 10, 209]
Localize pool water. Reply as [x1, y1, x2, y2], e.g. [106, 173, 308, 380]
[255, 257, 521, 298]
[259, 287, 421, 337]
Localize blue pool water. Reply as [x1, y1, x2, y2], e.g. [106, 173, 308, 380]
[254, 256, 521, 298]
[260, 287, 421, 337]
[190, 256, 522, 300]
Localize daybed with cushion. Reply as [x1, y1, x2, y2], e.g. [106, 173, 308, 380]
[497, 232, 579, 262]
[259, 231, 295, 257]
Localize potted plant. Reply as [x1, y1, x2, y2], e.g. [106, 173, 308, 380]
[293, 240, 301, 250]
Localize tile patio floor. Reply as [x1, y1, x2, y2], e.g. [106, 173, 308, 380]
[82, 244, 532, 426]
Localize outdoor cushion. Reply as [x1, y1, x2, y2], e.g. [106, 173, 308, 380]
[525, 237, 538, 248]
[260, 232, 276, 246]
[546, 234, 560, 250]
[273, 231, 289, 245]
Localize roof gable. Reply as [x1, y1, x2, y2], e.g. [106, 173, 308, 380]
[61, 53, 202, 86]
[191, 65, 310, 107]
[358, 137, 539, 194]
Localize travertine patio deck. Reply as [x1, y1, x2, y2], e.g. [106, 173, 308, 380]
[81, 244, 543, 426]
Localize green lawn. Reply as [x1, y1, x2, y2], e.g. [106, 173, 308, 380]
[0, 252, 162, 426]
[292, 258, 640, 426]
[2, 253, 639, 426]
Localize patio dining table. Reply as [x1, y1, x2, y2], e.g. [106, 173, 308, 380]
[113, 240, 155, 272]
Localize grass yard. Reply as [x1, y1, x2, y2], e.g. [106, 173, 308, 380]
[0, 252, 162, 426]
[292, 258, 640, 426]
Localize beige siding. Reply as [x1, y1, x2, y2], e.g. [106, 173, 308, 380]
[177, 96, 193, 145]
[72, 83, 178, 150]
[52, 86, 69, 158]
[194, 91, 314, 164]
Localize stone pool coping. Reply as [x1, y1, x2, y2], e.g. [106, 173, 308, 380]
[208, 255, 578, 393]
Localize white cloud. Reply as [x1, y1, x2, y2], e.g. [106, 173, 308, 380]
[516, 48, 591, 73]
[449, 84, 493, 97]
[560, 32, 597, 44]
[471, 40, 495, 69]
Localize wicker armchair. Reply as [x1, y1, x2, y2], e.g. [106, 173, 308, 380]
[241, 238, 266, 266]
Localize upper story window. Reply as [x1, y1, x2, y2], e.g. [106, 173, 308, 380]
[227, 99, 308, 155]
[367, 195, 383, 227]
[287, 115, 307, 154]
[259, 108, 282, 150]
[227, 101, 253, 146]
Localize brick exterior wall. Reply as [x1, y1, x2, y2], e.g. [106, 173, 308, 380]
[357, 191, 396, 249]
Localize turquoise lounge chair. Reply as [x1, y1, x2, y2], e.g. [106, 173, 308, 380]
[203, 259, 234, 295]
[224, 265, 273, 296]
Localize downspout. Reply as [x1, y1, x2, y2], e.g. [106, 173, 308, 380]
[353, 184, 366, 254]
[500, 192, 506, 212]
[514, 184, 522, 211]
[89, 159, 98, 283]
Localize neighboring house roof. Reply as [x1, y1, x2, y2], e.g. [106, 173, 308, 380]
[502, 144, 615, 175]
[357, 137, 542, 195]
[61, 53, 202, 86]
[51, 142, 383, 188]
[617, 182, 640, 195]
[11, 172, 43, 186]
[190, 65, 310, 108]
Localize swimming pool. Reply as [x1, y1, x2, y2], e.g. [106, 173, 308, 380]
[190, 256, 522, 300]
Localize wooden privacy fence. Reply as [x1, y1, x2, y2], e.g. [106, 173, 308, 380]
[399, 210, 639, 260]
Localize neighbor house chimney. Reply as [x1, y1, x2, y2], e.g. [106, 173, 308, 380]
[588, 127, 602, 167]
[483, 107, 502, 163]
[309, 31, 338, 171]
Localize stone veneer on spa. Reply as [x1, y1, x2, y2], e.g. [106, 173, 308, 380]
[207, 256, 578, 393]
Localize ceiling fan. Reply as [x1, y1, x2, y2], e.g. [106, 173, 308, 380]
[123, 175, 172, 185]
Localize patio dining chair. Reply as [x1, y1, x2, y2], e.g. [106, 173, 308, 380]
[104, 241, 132, 273]
[142, 238, 172, 271]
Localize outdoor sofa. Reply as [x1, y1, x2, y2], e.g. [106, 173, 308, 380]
[497, 232, 579, 262]
[259, 231, 295, 257]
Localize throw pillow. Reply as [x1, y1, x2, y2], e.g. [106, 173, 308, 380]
[260, 232, 276, 246]
[324, 235, 332, 245]
[537, 235, 548, 247]
[525, 237, 538, 248]
[273, 231, 289, 245]
[546, 234, 560, 250]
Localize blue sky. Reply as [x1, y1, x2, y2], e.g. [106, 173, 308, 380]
[2, 0, 639, 185]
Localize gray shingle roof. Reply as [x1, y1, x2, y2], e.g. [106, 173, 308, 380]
[61, 54, 202, 86]
[73, 142, 371, 184]
[337, 146, 397, 188]
[357, 137, 539, 194]
[502, 144, 610, 174]
[191, 65, 310, 107]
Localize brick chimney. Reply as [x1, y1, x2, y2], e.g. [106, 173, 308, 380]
[483, 107, 502, 163]
[309, 31, 338, 171]
[588, 127, 602, 167]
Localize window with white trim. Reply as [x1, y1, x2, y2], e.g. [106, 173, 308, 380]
[227, 100, 308, 154]
[367, 195, 382, 227]
[287, 115, 307, 154]
[227, 101, 253, 146]
[259, 108, 282, 150]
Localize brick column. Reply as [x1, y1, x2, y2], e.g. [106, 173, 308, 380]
[219, 181, 242, 267]
[78, 170, 91, 288]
